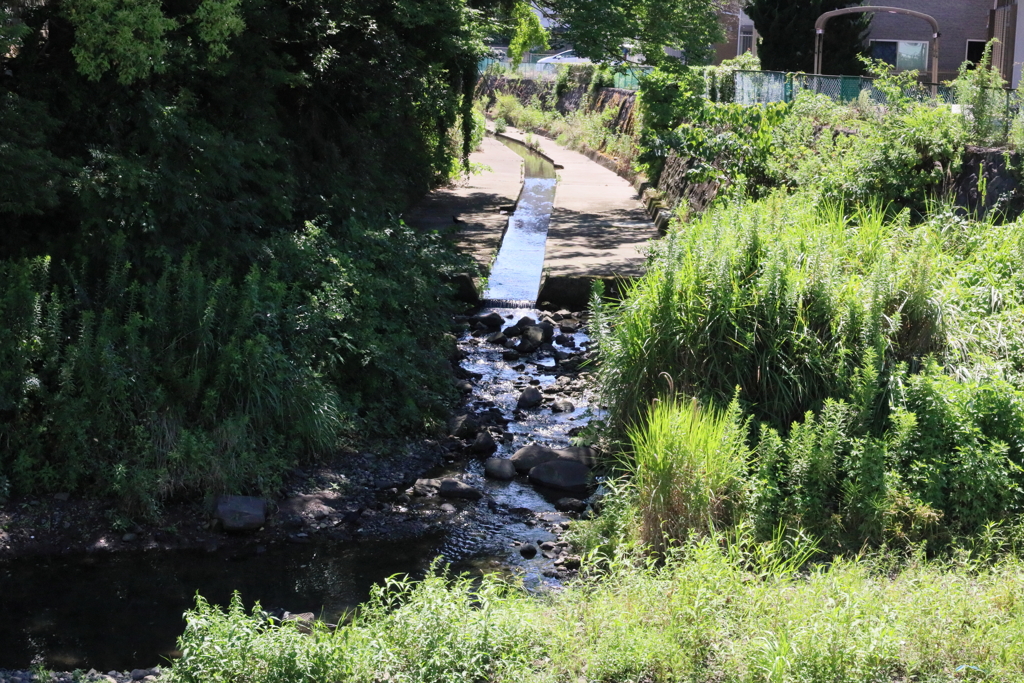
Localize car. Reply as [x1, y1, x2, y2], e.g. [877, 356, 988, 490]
[536, 50, 592, 65]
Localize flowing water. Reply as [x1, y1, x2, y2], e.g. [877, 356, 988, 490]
[0, 137, 588, 672]
[482, 136, 557, 307]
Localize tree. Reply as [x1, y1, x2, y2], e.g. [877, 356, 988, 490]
[525, 0, 723, 72]
[744, 0, 869, 75]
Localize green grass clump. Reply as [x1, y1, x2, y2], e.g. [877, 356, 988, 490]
[629, 396, 749, 551]
[169, 535, 1024, 682]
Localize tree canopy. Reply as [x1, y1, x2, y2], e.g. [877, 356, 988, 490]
[534, 0, 723, 70]
[744, 0, 869, 75]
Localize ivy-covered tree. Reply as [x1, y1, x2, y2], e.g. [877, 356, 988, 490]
[744, 0, 869, 75]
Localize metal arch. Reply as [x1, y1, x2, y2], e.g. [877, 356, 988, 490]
[813, 6, 939, 87]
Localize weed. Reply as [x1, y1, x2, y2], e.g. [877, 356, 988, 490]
[628, 395, 750, 551]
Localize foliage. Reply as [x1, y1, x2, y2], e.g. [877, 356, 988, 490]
[2, 0, 489, 259]
[0, 93, 68, 215]
[0, 0, 495, 510]
[705, 51, 761, 103]
[170, 536, 1024, 682]
[952, 40, 1010, 147]
[769, 88, 965, 211]
[540, 0, 723, 71]
[507, 0, 549, 66]
[636, 59, 786, 189]
[0, 219, 465, 516]
[744, 0, 870, 75]
[488, 90, 637, 166]
[594, 193, 1024, 548]
[174, 570, 538, 683]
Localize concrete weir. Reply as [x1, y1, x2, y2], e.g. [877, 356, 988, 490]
[481, 135, 556, 307]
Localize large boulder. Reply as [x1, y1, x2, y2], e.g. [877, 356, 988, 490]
[554, 446, 600, 468]
[439, 478, 483, 500]
[469, 430, 498, 455]
[551, 399, 575, 413]
[511, 443, 560, 473]
[484, 458, 517, 480]
[448, 413, 480, 438]
[528, 458, 592, 495]
[413, 478, 442, 497]
[517, 387, 543, 409]
[471, 311, 504, 329]
[215, 495, 266, 532]
[521, 326, 545, 346]
[554, 497, 587, 513]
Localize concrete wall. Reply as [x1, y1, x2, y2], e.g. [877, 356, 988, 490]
[864, 0, 992, 82]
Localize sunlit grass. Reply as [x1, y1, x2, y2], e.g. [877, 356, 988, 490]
[171, 535, 1024, 682]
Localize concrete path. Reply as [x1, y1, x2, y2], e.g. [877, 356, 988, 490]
[404, 136, 523, 274]
[406, 125, 657, 308]
[496, 126, 655, 307]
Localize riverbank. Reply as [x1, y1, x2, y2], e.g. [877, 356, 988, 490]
[0, 125, 630, 672]
[0, 303, 599, 671]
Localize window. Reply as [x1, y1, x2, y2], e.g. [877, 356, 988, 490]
[739, 25, 754, 55]
[965, 40, 987, 68]
[870, 40, 928, 71]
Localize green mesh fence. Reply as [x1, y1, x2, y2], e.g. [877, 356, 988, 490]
[734, 70, 1004, 113]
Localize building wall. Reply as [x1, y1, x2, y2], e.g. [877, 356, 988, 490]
[712, 0, 757, 65]
[863, 0, 993, 82]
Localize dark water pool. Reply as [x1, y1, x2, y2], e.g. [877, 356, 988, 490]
[0, 537, 442, 671]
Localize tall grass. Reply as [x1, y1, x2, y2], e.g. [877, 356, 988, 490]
[0, 219, 464, 516]
[629, 396, 749, 551]
[593, 193, 1024, 546]
[593, 193, 1022, 435]
[170, 533, 1024, 682]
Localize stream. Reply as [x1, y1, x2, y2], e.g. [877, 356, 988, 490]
[0, 136, 595, 673]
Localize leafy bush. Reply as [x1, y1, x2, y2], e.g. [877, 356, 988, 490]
[636, 64, 786, 194]
[952, 40, 1010, 147]
[0, 219, 464, 515]
[769, 89, 965, 212]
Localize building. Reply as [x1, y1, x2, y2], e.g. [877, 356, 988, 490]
[863, 0, 999, 83]
[712, 0, 759, 63]
[724, 1, 1024, 87]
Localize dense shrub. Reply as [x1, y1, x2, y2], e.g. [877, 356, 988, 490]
[770, 90, 965, 211]
[0, 220, 464, 516]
